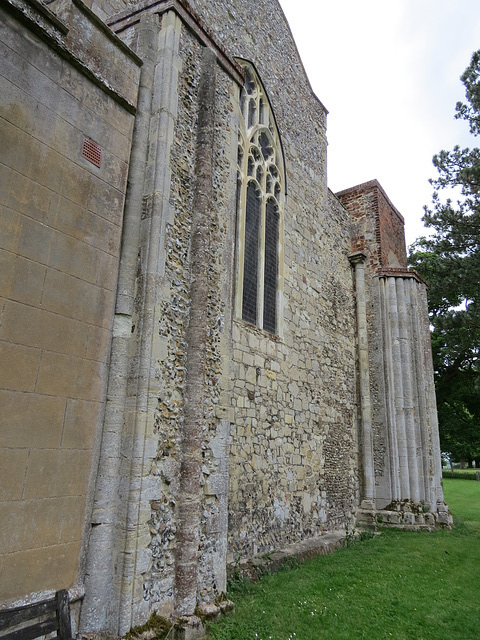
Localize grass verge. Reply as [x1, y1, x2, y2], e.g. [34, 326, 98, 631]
[442, 467, 480, 480]
[207, 479, 480, 640]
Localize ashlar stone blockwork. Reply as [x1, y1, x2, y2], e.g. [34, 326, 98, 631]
[0, 0, 140, 615]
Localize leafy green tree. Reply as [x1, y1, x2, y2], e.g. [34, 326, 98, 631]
[409, 50, 480, 466]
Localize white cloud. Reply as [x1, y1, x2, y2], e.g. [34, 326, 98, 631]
[279, 0, 480, 245]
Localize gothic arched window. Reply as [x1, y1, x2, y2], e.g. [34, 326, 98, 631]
[235, 61, 285, 336]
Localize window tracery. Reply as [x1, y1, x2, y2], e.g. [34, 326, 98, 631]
[235, 61, 285, 336]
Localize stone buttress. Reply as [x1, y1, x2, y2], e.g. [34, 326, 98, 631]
[338, 180, 452, 529]
[81, 3, 242, 634]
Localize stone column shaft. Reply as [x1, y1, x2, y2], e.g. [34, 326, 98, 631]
[418, 280, 445, 508]
[174, 46, 217, 617]
[349, 253, 375, 505]
[396, 278, 420, 501]
[387, 277, 410, 498]
[408, 279, 429, 503]
[380, 277, 400, 500]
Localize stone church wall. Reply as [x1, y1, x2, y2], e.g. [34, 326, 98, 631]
[228, 193, 358, 561]
[0, 0, 140, 605]
[180, 0, 358, 558]
[81, 2, 360, 629]
[0, 0, 448, 635]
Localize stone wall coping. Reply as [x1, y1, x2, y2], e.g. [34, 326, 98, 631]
[2, 0, 68, 37]
[107, 0, 245, 87]
[2, 0, 141, 114]
[71, 0, 143, 66]
[335, 178, 405, 225]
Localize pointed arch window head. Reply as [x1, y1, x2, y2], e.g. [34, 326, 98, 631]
[235, 60, 285, 336]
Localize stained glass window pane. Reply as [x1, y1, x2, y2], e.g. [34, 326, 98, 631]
[248, 99, 256, 129]
[258, 132, 272, 160]
[242, 182, 260, 325]
[237, 61, 284, 336]
[263, 198, 278, 334]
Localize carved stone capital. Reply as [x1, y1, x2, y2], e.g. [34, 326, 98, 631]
[348, 251, 367, 266]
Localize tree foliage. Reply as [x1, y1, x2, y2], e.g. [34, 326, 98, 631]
[409, 50, 480, 464]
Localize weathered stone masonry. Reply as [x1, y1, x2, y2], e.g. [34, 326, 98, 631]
[338, 181, 449, 527]
[0, 0, 451, 636]
[0, 0, 140, 616]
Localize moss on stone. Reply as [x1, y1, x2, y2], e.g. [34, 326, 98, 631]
[124, 612, 172, 640]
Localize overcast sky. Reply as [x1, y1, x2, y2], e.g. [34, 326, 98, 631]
[278, 0, 480, 246]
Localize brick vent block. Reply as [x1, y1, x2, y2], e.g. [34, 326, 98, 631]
[82, 138, 102, 168]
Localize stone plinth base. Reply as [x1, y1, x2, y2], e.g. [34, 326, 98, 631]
[174, 616, 205, 640]
[358, 500, 453, 531]
[227, 531, 346, 583]
[173, 600, 235, 640]
[435, 501, 454, 527]
[356, 507, 377, 529]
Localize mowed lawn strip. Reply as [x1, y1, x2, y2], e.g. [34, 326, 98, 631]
[443, 467, 480, 480]
[207, 479, 480, 640]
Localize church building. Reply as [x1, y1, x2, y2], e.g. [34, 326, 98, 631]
[0, 0, 451, 636]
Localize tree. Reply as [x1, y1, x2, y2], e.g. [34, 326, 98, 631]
[409, 50, 480, 466]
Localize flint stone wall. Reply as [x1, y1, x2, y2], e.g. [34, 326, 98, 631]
[108, 0, 359, 613]
[139, 22, 238, 612]
[104, 0, 359, 623]
[180, 0, 358, 556]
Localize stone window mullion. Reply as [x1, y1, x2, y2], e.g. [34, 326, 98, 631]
[257, 191, 267, 329]
[235, 169, 246, 320]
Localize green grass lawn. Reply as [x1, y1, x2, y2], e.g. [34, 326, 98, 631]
[207, 479, 480, 640]
[443, 467, 480, 480]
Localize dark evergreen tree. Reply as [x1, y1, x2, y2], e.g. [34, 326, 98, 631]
[409, 50, 480, 466]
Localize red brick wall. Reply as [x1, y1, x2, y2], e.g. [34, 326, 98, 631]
[336, 179, 407, 272]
